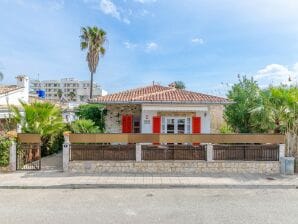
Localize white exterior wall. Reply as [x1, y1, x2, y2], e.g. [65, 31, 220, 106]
[141, 104, 211, 134]
[0, 76, 29, 106]
[141, 110, 157, 133]
[0, 89, 27, 105]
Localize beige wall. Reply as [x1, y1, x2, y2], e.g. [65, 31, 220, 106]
[209, 105, 225, 133]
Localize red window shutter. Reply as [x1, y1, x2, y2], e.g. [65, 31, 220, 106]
[122, 115, 133, 133]
[192, 117, 201, 134]
[152, 116, 161, 133]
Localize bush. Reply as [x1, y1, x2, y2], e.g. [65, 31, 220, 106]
[70, 119, 100, 133]
[49, 131, 64, 155]
[0, 136, 11, 167]
[75, 104, 106, 132]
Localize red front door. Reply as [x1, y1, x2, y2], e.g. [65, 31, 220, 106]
[122, 115, 133, 133]
[192, 116, 201, 133]
[152, 116, 161, 133]
[192, 116, 201, 145]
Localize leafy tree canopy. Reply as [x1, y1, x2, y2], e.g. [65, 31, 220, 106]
[75, 104, 106, 131]
[224, 76, 261, 133]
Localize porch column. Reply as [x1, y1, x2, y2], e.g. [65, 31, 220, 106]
[206, 143, 213, 162]
[63, 134, 70, 172]
[279, 144, 285, 160]
[136, 143, 142, 162]
[9, 141, 16, 172]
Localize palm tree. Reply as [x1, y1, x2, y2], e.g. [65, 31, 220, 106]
[70, 119, 100, 134]
[0, 71, 3, 81]
[10, 101, 65, 156]
[80, 26, 107, 99]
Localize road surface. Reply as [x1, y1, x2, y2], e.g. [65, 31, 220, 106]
[0, 188, 297, 224]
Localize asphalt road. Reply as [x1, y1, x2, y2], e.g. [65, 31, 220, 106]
[0, 189, 297, 224]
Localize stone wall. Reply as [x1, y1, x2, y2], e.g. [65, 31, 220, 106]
[68, 160, 280, 174]
[0, 166, 10, 173]
[209, 105, 225, 133]
[105, 104, 141, 133]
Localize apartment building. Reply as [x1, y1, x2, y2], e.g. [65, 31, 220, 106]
[30, 78, 107, 102]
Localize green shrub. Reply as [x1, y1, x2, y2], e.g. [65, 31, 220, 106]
[0, 137, 11, 167]
[49, 131, 64, 155]
[75, 104, 106, 132]
[70, 119, 100, 133]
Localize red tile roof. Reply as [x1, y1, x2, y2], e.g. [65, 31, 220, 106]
[92, 85, 229, 104]
[0, 85, 21, 96]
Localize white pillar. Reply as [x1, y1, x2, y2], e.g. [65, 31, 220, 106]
[279, 144, 285, 160]
[206, 143, 213, 162]
[136, 143, 142, 162]
[63, 135, 70, 172]
[9, 141, 16, 171]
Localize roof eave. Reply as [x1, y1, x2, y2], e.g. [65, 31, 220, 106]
[90, 100, 231, 105]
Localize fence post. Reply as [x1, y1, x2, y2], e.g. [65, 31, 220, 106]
[9, 141, 16, 171]
[136, 143, 142, 162]
[63, 134, 70, 172]
[279, 144, 285, 160]
[206, 143, 213, 162]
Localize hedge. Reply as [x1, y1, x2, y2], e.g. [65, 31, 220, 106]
[0, 136, 11, 167]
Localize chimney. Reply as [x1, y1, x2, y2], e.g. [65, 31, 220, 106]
[16, 75, 29, 103]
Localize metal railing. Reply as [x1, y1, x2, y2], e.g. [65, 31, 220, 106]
[70, 144, 136, 161]
[213, 144, 279, 161]
[142, 144, 206, 160]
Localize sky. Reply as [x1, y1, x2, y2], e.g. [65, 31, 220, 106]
[0, 0, 298, 96]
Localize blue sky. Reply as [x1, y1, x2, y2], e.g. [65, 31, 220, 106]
[0, 0, 298, 95]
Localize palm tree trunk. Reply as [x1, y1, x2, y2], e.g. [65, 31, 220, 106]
[90, 72, 93, 99]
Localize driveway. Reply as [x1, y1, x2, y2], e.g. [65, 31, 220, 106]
[41, 152, 62, 171]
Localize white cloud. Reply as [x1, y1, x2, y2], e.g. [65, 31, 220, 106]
[123, 41, 137, 49]
[254, 63, 298, 87]
[191, 37, 204, 44]
[100, 0, 120, 20]
[123, 18, 131, 24]
[145, 42, 158, 52]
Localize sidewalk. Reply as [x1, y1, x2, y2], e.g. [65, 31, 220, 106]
[0, 170, 297, 189]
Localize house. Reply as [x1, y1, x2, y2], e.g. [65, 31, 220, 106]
[0, 75, 29, 130]
[92, 83, 230, 134]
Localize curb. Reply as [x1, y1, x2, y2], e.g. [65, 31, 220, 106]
[0, 184, 297, 189]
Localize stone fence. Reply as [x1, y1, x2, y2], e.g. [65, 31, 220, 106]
[63, 133, 286, 174]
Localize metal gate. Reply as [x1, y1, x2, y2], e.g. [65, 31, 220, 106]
[16, 143, 41, 170]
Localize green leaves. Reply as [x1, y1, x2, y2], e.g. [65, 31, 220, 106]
[224, 76, 261, 133]
[0, 136, 11, 167]
[70, 119, 100, 134]
[75, 104, 106, 132]
[80, 26, 107, 99]
[225, 75, 298, 134]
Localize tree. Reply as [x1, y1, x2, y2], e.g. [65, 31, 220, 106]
[10, 101, 65, 156]
[80, 26, 107, 99]
[174, 81, 186, 89]
[57, 89, 63, 101]
[251, 86, 298, 133]
[75, 104, 106, 132]
[70, 119, 100, 133]
[0, 71, 3, 81]
[224, 76, 261, 133]
[68, 91, 76, 101]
